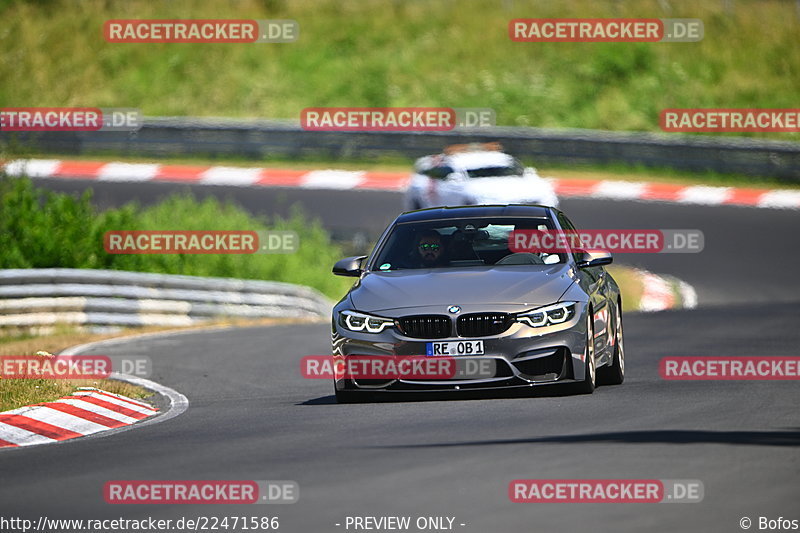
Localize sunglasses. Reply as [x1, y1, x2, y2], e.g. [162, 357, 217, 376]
[419, 243, 441, 250]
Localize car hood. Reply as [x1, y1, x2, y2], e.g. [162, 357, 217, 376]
[350, 264, 577, 314]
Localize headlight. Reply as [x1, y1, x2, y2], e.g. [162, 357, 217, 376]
[339, 310, 394, 333]
[516, 302, 577, 328]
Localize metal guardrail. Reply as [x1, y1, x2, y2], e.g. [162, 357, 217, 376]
[2, 117, 799, 181]
[0, 269, 332, 328]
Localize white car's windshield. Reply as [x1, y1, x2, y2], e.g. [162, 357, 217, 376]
[466, 164, 524, 178]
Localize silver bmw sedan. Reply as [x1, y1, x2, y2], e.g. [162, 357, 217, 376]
[331, 205, 624, 403]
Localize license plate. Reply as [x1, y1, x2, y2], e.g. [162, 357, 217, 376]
[426, 340, 485, 356]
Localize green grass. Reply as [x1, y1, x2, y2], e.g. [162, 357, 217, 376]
[607, 265, 643, 312]
[0, 175, 353, 300]
[1, 0, 798, 140]
[0, 374, 152, 412]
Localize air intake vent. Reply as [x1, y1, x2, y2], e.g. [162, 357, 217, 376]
[457, 313, 513, 337]
[512, 348, 567, 379]
[397, 315, 452, 339]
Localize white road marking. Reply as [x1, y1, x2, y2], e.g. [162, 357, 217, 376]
[301, 170, 365, 189]
[677, 186, 732, 205]
[593, 180, 648, 200]
[200, 166, 263, 186]
[3, 159, 60, 177]
[98, 163, 160, 182]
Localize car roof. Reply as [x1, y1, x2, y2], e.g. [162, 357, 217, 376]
[445, 151, 516, 169]
[396, 204, 555, 223]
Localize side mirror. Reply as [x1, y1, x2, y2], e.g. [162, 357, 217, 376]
[333, 256, 367, 277]
[576, 250, 613, 268]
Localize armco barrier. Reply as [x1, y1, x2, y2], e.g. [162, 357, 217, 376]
[2, 117, 798, 181]
[0, 269, 332, 328]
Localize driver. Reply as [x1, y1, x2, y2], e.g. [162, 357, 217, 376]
[415, 230, 448, 267]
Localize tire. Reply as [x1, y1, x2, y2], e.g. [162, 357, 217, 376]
[597, 303, 625, 386]
[575, 312, 596, 394]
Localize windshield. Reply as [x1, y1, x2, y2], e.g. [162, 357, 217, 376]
[370, 217, 564, 271]
[423, 165, 455, 179]
[465, 162, 524, 178]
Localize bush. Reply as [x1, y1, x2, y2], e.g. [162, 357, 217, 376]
[0, 176, 352, 300]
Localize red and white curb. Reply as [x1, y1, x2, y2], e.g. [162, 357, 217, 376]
[0, 387, 157, 448]
[636, 269, 697, 312]
[0, 330, 192, 450]
[4, 158, 800, 209]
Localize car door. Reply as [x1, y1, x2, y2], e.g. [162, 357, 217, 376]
[557, 212, 614, 365]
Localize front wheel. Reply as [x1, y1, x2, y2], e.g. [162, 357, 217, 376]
[597, 303, 625, 386]
[574, 313, 596, 394]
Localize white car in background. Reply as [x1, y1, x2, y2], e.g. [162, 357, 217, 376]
[404, 143, 559, 211]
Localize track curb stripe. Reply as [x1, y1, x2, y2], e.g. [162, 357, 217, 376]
[37, 403, 126, 429]
[5, 158, 798, 209]
[0, 415, 84, 441]
[67, 394, 153, 419]
[0, 389, 158, 448]
[54, 397, 141, 423]
[85, 389, 158, 411]
[0, 422, 56, 446]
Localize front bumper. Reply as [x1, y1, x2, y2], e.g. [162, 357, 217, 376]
[332, 305, 589, 393]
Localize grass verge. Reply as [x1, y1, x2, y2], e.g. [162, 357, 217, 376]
[0, 375, 150, 414]
[1, 0, 798, 141]
[607, 265, 644, 312]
